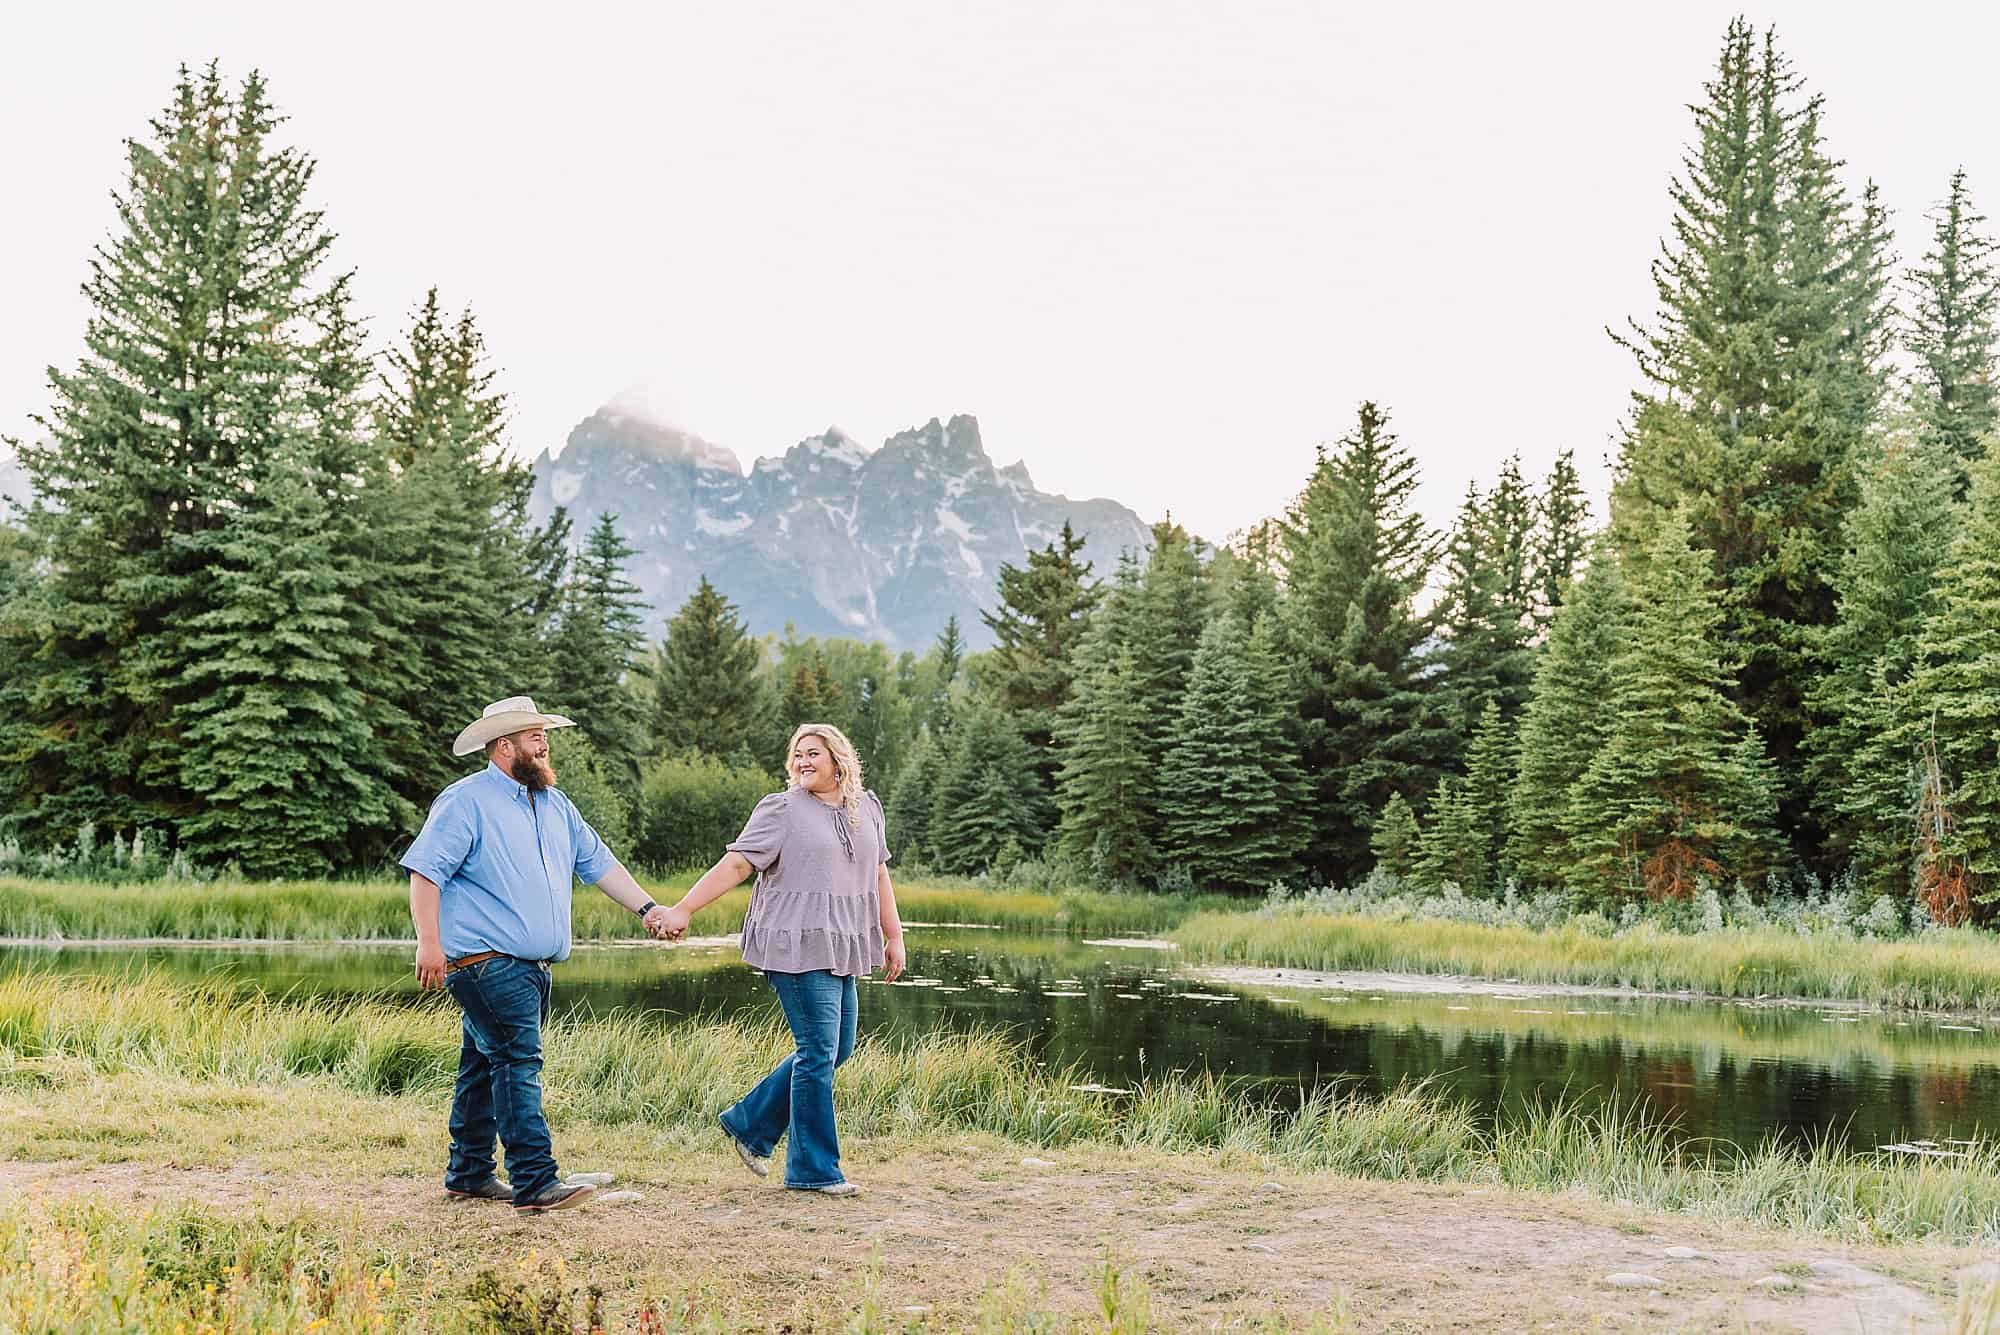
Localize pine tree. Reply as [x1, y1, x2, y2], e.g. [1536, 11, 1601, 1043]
[1156, 616, 1310, 893]
[1891, 452, 2000, 913]
[780, 649, 844, 731]
[1126, 518, 1210, 737]
[368, 293, 555, 802]
[1281, 402, 1453, 882]
[654, 576, 762, 759]
[1053, 557, 1155, 882]
[1805, 434, 1959, 893]
[887, 729, 945, 862]
[979, 521, 1102, 783]
[1412, 779, 1478, 890]
[547, 513, 652, 772]
[846, 646, 921, 796]
[0, 67, 351, 848]
[1507, 552, 1629, 888]
[925, 703, 1055, 874]
[1610, 24, 1890, 864]
[1435, 469, 1536, 734]
[1411, 702, 1515, 893]
[925, 615, 965, 736]
[1564, 513, 1780, 901]
[1906, 169, 2000, 482]
[1369, 792, 1420, 879]
[173, 280, 412, 875]
[1533, 449, 1592, 625]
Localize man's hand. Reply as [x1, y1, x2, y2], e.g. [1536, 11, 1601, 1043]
[415, 940, 447, 991]
[882, 935, 906, 983]
[658, 905, 692, 941]
[641, 904, 674, 940]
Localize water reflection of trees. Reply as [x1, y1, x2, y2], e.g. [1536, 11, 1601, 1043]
[13, 934, 1998, 1149]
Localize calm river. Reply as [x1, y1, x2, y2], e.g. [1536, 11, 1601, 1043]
[9, 927, 1997, 1153]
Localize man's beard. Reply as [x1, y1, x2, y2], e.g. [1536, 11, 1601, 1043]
[508, 751, 556, 793]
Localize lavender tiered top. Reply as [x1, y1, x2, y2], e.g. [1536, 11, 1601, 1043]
[729, 789, 890, 976]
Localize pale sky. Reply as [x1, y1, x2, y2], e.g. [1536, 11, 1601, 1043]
[4, 2, 1995, 544]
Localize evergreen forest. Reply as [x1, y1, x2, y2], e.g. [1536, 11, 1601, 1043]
[5, 26, 2000, 928]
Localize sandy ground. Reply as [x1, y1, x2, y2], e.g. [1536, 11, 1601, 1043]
[3, 1145, 1993, 1332]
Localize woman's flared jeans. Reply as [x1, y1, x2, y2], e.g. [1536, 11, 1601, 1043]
[721, 969, 857, 1188]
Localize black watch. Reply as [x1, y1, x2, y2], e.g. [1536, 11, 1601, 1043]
[636, 899, 658, 918]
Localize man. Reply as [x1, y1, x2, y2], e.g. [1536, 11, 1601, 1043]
[403, 696, 673, 1215]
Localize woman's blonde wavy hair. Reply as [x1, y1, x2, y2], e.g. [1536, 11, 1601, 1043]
[785, 723, 865, 828]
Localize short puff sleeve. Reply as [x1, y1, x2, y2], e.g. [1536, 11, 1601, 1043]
[727, 791, 790, 872]
[865, 790, 891, 864]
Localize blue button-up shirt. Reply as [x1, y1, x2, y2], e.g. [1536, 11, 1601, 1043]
[400, 763, 617, 963]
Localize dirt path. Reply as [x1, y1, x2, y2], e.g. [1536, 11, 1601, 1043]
[4, 1146, 1992, 1331]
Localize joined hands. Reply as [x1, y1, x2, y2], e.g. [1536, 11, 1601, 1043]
[643, 904, 691, 942]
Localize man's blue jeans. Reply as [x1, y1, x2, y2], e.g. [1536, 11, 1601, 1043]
[721, 969, 857, 1189]
[443, 956, 562, 1200]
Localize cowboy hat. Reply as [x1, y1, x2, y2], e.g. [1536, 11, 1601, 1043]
[452, 696, 579, 757]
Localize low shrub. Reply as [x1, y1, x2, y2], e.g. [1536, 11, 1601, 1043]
[631, 753, 780, 871]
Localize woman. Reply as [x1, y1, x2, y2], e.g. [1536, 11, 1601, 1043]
[656, 723, 905, 1196]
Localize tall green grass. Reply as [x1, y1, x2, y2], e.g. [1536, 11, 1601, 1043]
[7, 974, 2000, 1245]
[0, 874, 1230, 941]
[1172, 910, 2000, 1011]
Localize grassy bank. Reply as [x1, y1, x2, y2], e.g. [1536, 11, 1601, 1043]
[0, 874, 1233, 942]
[0, 1194, 1197, 1333]
[1173, 909, 2000, 1012]
[7, 974, 2000, 1247]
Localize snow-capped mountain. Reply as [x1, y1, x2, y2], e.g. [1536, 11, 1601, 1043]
[528, 407, 1153, 648]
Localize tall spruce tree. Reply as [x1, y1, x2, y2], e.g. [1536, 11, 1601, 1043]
[654, 576, 762, 759]
[924, 615, 965, 736]
[1053, 555, 1155, 882]
[1506, 552, 1629, 887]
[780, 649, 844, 732]
[979, 520, 1102, 790]
[887, 729, 945, 862]
[1610, 24, 1890, 865]
[0, 67, 355, 848]
[1533, 449, 1591, 625]
[1890, 452, 2000, 914]
[547, 513, 652, 772]
[173, 279, 412, 875]
[1564, 512, 1780, 901]
[1435, 468, 1536, 735]
[924, 703, 1055, 874]
[1127, 519, 1210, 730]
[1281, 402, 1452, 882]
[1906, 169, 2000, 483]
[369, 293, 556, 803]
[1411, 701, 1515, 893]
[1805, 435, 1959, 893]
[1369, 792, 1420, 879]
[1155, 615, 1310, 893]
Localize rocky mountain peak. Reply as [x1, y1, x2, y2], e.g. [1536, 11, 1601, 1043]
[528, 403, 1152, 648]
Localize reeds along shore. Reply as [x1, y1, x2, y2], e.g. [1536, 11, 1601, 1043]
[6, 973, 2000, 1246]
[1165, 910, 2000, 1013]
[10, 873, 2000, 1012]
[0, 876, 1223, 941]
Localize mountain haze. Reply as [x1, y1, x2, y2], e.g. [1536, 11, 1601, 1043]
[527, 408, 1153, 647]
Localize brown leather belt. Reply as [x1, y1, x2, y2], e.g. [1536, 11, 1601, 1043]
[445, 949, 508, 974]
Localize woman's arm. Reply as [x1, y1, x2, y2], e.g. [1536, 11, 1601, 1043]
[658, 851, 755, 938]
[877, 862, 905, 982]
